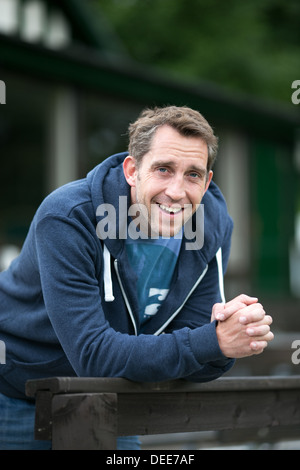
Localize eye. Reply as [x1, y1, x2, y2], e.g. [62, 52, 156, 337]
[188, 170, 206, 181]
[188, 172, 202, 181]
[157, 167, 168, 174]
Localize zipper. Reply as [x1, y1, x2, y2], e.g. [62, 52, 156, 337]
[114, 259, 208, 337]
[114, 259, 138, 336]
[153, 264, 209, 336]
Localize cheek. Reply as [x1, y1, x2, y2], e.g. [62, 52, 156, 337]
[141, 175, 164, 197]
[135, 177, 157, 205]
[188, 185, 206, 206]
[137, 170, 157, 188]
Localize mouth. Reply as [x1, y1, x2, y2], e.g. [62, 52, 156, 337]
[157, 203, 183, 215]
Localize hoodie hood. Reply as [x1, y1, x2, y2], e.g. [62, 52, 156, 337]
[87, 152, 130, 259]
[86, 152, 233, 264]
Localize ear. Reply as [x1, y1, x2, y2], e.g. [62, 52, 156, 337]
[123, 156, 137, 187]
[204, 170, 213, 194]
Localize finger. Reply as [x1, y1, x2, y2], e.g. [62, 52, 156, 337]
[246, 315, 273, 329]
[263, 331, 275, 342]
[212, 303, 225, 321]
[264, 315, 273, 325]
[246, 324, 270, 337]
[215, 295, 263, 322]
[239, 303, 265, 324]
[215, 295, 259, 321]
[250, 340, 268, 354]
[225, 294, 258, 308]
[215, 303, 242, 321]
[215, 299, 254, 321]
[249, 331, 274, 348]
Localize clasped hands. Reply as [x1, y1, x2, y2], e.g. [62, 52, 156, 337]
[211, 294, 274, 359]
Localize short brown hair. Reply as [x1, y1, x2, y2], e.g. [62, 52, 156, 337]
[128, 105, 218, 172]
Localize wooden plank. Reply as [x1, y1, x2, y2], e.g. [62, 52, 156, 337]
[51, 393, 117, 450]
[27, 376, 300, 449]
[116, 389, 300, 435]
[218, 425, 300, 445]
[26, 375, 300, 397]
[34, 391, 53, 441]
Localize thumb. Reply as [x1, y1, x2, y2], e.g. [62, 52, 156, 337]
[211, 303, 225, 322]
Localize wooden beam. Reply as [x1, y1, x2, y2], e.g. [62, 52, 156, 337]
[27, 376, 300, 449]
[51, 393, 117, 450]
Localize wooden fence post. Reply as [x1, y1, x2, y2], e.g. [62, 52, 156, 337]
[51, 393, 117, 450]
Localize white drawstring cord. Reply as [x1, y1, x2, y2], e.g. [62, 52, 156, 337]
[216, 247, 225, 303]
[103, 244, 115, 302]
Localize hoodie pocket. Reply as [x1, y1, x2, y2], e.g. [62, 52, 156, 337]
[3, 355, 74, 396]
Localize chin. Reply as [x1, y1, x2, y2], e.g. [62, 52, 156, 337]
[155, 224, 183, 239]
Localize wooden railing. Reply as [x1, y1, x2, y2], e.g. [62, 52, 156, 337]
[26, 376, 300, 450]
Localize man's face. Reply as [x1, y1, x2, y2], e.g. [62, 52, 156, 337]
[123, 125, 213, 237]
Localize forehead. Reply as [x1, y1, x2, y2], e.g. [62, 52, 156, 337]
[147, 125, 208, 162]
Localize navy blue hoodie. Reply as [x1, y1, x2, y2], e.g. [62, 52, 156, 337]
[0, 153, 234, 399]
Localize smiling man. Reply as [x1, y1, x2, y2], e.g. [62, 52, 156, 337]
[123, 124, 212, 238]
[0, 105, 273, 450]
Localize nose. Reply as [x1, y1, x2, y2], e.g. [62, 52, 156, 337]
[164, 174, 186, 201]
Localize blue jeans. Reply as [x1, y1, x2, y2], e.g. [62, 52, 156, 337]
[0, 392, 140, 450]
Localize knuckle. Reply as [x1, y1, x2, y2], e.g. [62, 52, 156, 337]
[267, 331, 274, 341]
[237, 294, 248, 304]
[213, 302, 223, 310]
[256, 304, 265, 315]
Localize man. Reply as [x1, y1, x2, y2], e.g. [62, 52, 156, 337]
[0, 106, 273, 449]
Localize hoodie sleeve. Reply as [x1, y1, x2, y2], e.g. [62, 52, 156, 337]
[165, 216, 235, 381]
[35, 214, 233, 383]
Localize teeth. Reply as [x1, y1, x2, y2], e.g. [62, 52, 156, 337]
[159, 204, 182, 214]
